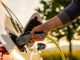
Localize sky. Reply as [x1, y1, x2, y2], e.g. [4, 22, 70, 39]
[3, 0, 42, 27]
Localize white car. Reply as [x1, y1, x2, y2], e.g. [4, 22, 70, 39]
[0, 1, 44, 60]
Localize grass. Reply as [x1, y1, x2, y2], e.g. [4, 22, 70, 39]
[40, 49, 80, 60]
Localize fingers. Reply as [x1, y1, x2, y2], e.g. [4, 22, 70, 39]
[30, 24, 45, 41]
[30, 27, 37, 39]
[31, 34, 42, 41]
[32, 34, 42, 41]
[30, 25, 42, 39]
[35, 34, 42, 41]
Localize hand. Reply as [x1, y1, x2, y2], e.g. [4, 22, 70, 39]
[30, 23, 49, 41]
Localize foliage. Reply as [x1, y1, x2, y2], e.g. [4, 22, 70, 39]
[36, 0, 71, 20]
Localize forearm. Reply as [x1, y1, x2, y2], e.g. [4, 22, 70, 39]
[42, 16, 63, 32]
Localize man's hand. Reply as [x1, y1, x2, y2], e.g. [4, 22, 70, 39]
[30, 24, 45, 40]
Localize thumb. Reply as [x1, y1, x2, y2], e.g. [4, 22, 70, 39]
[30, 27, 37, 39]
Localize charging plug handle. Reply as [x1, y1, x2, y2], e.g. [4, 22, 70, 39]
[16, 32, 45, 47]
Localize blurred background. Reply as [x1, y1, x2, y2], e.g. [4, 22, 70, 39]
[3, 0, 80, 60]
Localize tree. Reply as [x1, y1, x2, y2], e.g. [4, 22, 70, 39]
[36, 0, 80, 60]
